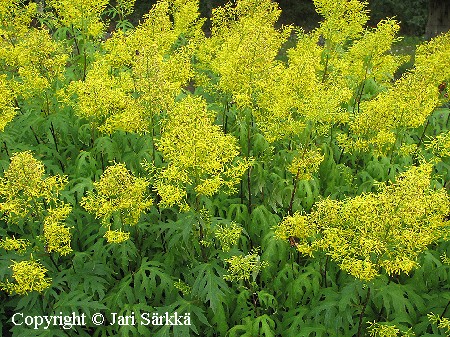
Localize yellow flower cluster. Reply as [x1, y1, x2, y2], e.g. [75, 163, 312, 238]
[274, 212, 318, 256]
[0, 237, 30, 253]
[280, 164, 450, 281]
[115, 0, 136, 18]
[156, 96, 250, 209]
[345, 31, 450, 154]
[367, 321, 406, 337]
[81, 163, 153, 229]
[0, 151, 68, 223]
[0, 74, 17, 131]
[428, 313, 450, 335]
[224, 248, 268, 282]
[0, 0, 37, 40]
[0, 2, 67, 117]
[2, 29, 68, 100]
[441, 253, 450, 265]
[0, 259, 51, 295]
[199, 0, 291, 108]
[214, 222, 242, 252]
[338, 19, 406, 88]
[67, 0, 202, 134]
[103, 229, 130, 244]
[66, 61, 142, 133]
[426, 131, 450, 158]
[174, 279, 191, 295]
[43, 204, 73, 255]
[48, 0, 109, 37]
[314, 0, 369, 45]
[288, 148, 324, 181]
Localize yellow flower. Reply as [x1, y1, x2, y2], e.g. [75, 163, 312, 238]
[81, 163, 153, 226]
[0, 74, 17, 131]
[48, 0, 109, 37]
[288, 148, 325, 181]
[0, 25, 68, 104]
[116, 0, 136, 17]
[174, 279, 191, 295]
[215, 222, 242, 252]
[0, 237, 30, 253]
[347, 31, 450, 153]
[0, 151, 68, 223]
[274, 212, 318, 256]
[0, 1, 37, 40]
[367, 321, 401, 337]
[428, 313, 450, 335]
[224, 248, 268, 282]
[0, 259, 51, 295]
[314, 0, 369, 45]
[338, 19, 406, 87]
[103, 229, 130, 244]
[199, 0, 292, 108]
[67, 0, 202, 134]
[303, 164, 450, 280]
[43, 204, 73, 256]
[156, 95, 250, 208]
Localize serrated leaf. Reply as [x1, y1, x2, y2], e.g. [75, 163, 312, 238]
[191, 262, 230, 314]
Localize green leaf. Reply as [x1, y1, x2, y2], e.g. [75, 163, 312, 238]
[191, 262, 230, 314]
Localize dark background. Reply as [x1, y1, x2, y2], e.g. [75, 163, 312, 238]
[131, 0, 448, 38]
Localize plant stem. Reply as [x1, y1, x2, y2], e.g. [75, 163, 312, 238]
[442, 299, 450, 317]
[3, 141, 9, 156]
[50, 122, 65, 171]
[247, 112, 252, 214]
[49, 253, 61, 272]
[82, 49, 87, 81]
[322, 255, 329, 288]
[357, 286, 371, 337]
[223, 101, 229, 134]
[287, 146, 308, 215]
[287, 169, 300, 216]
[417, 117, 430, 149]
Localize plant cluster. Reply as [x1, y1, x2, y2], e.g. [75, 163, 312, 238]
[0, 0, 449, 336]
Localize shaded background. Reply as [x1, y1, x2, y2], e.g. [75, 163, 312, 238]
[131, 0, 449, 38]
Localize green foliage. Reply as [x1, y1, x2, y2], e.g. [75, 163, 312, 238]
[0, 1, 450, 337]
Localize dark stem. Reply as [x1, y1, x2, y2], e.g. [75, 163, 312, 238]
[82, 50, 87, 81]
[442, 299, 450, 317]
[356, 81, 366, 114]
[287, 170, 300, 216]
[3, 141, 9, 156]
[30, 126, 41, 144]
[321, 255, 329, 288]
[252, 291, 259, 316]
[50, 122, 59, 153]
[337, 147, 345, 164]
[49, 253, 61, 272]
[352, 63, 369, 114]
[417, 117, 430, 149]
[50, 122, 65, 171]
[90, 123, 96, 147]
[100, 151, 105, 172]
[71, 25, 80, 55]
[357, 286, 371, 337]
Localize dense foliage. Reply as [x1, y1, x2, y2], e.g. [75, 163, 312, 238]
[0, 0, 449, 336]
